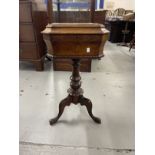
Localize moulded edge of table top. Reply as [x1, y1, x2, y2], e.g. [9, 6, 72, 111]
[46, 23, 105, 28]
[41, 23, 110, 35]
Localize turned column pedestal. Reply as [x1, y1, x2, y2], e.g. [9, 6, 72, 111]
[49, 59, 101, 125]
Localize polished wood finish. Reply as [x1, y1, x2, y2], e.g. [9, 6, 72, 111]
[53, 58, 91, 72]
[43, 2, 109, 124]
[20, 24, 35, 42]
[47, 0, 53, 23]
[50, 59, 101, 125]
[19, 0, 47, 71]
[90, 0, 95, 22]
[19, 43, 37, 59]
[19, 1, 32, 22]
[45, 1, 107, 71]
[49, 10, 108, 71]
[42, 23, 109, 124]
[42, 23, 109, 59]
[46, 0, 107, 70]
[57, 0, 61, 22]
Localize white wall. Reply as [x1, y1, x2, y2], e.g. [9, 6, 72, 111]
[104, 0, 135, 10]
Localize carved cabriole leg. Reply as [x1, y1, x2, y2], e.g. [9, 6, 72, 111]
[49, 59, 101, 125]
[49, 95, 72, 125]
[79, 96, 101, 124]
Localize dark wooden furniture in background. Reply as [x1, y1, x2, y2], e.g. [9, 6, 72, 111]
[19, 0, 48, 71]
[42, 23, 109, 125]
[105, 20, 135, 43]
[51, 10, 107, 24]
[105, 9, 135, 44]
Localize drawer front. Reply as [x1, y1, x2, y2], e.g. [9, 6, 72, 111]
[20, 24, 35, 42]
[19, 43, 37, 59]
[19, 2, 32, 22]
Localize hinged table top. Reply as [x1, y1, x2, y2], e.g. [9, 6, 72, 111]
[42, 23, 109, 35]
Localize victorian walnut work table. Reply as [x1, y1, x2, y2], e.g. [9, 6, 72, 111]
[42, 23, 109, 125]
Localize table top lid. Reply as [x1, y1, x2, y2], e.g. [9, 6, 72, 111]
[47, 23, 105, 28]
[42, 23, 109, 35]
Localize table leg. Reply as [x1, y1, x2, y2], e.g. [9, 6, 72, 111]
[49, 95, 72, 125]
[49, 59, 101, 125]
[79, 96, 101, 124]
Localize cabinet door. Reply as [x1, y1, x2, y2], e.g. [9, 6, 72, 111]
[19, 1, 32, 22]
[19, 43, 38, 59]
[19, 24, 35, 42]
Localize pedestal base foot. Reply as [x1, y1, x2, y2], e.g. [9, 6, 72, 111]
[49, 59, 101, 125]
[92, 117, 101, 124]
[49, 95, 101, 125]
[79, 96, 101, 124]
[49, 117, 59, 125]
[49, 96, 71, 125]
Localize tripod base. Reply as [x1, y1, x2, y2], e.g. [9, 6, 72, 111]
[49, 59, 101, 125]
